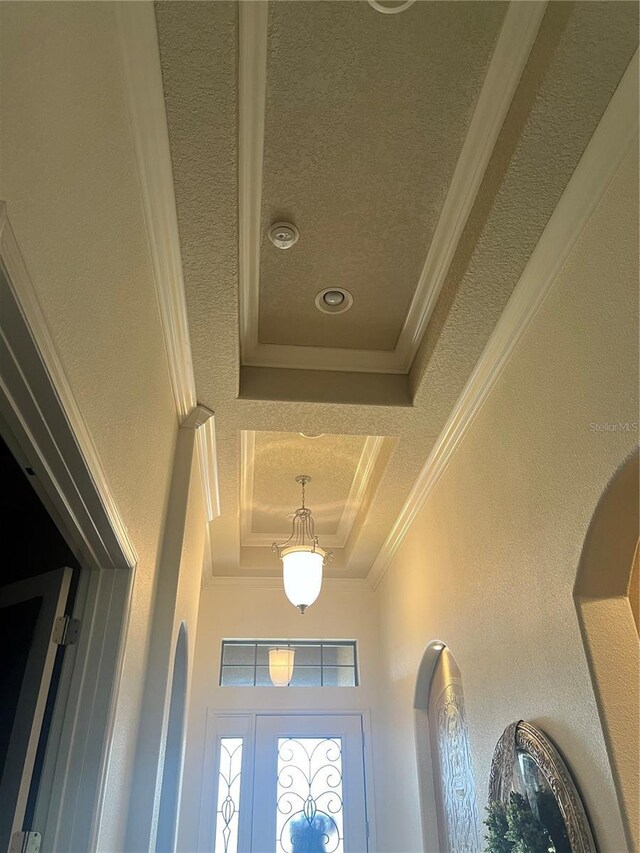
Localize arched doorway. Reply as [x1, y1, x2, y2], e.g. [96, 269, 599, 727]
[156, 623, 188, 853]
[574, 449, 639, 850]
[414, 643, 480, 853]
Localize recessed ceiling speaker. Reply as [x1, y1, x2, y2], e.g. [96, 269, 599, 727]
[315, 288, 353, 315]
[268, 222, 299, 249]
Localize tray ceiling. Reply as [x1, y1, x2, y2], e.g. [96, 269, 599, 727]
[257, 1, 506, 354]
[241, 431, 390, 548]
[155, 0, 638, 580]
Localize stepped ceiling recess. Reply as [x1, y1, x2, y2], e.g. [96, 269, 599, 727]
[154, 0, 638, 581]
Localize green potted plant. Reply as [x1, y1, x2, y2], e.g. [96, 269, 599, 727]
[485, 793, 556, 853]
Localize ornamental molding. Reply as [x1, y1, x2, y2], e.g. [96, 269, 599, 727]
[488, 721, 597, 853]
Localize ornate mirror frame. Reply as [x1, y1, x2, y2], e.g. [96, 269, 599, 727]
[489, 721, 597, 853]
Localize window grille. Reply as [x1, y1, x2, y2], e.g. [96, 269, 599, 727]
[219, 640, 358, 687]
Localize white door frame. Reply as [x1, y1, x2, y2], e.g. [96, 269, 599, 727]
[0, 204, 138, 852]
[199, 710, 378, 853]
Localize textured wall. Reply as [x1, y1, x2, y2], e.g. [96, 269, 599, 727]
[575, 449, 640, 850]
[373, 146, 638, 852]
[0, 4, 196, 850]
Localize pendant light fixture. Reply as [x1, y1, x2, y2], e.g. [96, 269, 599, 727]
[272, 475, 333, 613]
[268, 647, 295, 686]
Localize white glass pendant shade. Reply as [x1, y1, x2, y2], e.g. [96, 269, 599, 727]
[281, 546, 324, 613]
[268, 647, 295, 687]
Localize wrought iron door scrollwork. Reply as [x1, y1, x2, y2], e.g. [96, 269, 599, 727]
[276, 737, 344, 853]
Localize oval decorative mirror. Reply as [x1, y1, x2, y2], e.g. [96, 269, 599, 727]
[487, 721, 596, 853]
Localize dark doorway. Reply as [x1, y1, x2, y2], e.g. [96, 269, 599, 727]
[0, 432, 81, 847]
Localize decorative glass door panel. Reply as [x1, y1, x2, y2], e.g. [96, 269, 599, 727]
[214, 738, 243, 853]
[276, 737, 344, 853]
[251, 715, 368, 853]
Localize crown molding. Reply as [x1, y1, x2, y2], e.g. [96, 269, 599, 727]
[182, 404, 213, 431]
[201, 522, 215, 589]
[368, 49, 639, 590]
[0, 204, 138, 572]
[393, 0, 547, 368]
[238, 0, 268, 356]
[334, 436, 385, 545]
[116, 1, 195, 420]
[203, 575, 373, 593]
[116, 2, 220, 527]
[238, 1, 547, 375]
[195, 415, 220, 522]
[184, 405, 221, 523]
[239, 429, 257, 544]
[239, 431, 385, 549]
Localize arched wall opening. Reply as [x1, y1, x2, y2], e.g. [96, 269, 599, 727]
[156, 622, 188, 853]
[414, 641, 480, 853]
[574, 448, 639, 851]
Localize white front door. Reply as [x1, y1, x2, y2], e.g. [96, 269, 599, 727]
[250, 715, 369, 853]
[203, 713, 370, 853]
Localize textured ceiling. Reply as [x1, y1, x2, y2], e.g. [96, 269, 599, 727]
[155, 0, 638, 579]
[249, 432, 368, 536]
[258, 1, 506, 351]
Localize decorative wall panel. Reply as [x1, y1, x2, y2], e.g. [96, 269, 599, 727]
[428, 648, 480, 853]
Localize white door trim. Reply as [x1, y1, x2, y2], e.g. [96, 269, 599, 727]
[0, 205, 138, 852]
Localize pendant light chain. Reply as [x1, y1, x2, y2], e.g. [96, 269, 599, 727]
[272, 475, 333, 613]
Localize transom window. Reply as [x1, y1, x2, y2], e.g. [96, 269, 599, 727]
[219, 640, 358, 687]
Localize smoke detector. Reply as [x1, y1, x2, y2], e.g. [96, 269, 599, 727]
[315, 288, 353, 315]
[268, 222, 299, 250]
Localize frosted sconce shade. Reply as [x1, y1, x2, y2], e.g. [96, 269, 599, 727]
[268, 647, 295, 687]
[281, 548, 324, 613]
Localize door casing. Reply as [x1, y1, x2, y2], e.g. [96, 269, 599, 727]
[0, 206, 137, 853]
[199, 710, 378, 853]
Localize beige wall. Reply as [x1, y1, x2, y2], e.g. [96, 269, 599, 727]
[373, 145, 638, 853]
[180, 584, 382, 852]
[0, 4, 203, 850]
